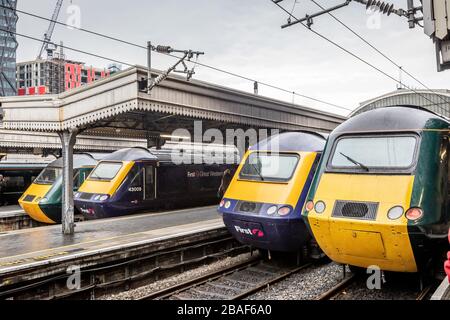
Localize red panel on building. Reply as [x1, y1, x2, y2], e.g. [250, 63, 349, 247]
[38, 86, 46, 95]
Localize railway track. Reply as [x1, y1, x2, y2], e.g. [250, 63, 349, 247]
[139, 257, 310, 300]
[416, 285, 433, 300]
[315, 274, 356, 300]
[316, 272, 435, 300]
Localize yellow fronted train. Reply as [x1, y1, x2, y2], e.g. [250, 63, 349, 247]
[218, 131, 326, 253]
[19, 153, 105, 224]
[303, 106, 450, 273]
[74, 145, 238, 219]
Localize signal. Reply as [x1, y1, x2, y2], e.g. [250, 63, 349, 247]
[423, 0, 450, 71]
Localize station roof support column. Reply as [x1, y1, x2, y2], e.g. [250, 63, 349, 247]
[58, 129, 78, 235]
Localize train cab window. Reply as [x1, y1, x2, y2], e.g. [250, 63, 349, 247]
[330, 135, 417, 172]
[35, 167, 62, 184]
[144, 165, 155, 200]
[129, 166, 143, 188]
[89, 162, 122, 181]
[239, 152, 299, 182]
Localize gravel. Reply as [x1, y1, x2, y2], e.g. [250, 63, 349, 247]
[100, 252, 255, 300]
[100, 253, 426, 300]
[247, 262, 345, 300]
[334, 275, 424, 300]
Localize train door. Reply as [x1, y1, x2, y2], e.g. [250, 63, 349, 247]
[144, 164, 156, 200]
[445, 135, 450, 221]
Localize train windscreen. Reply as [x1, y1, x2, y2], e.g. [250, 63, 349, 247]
[34, 167, 62, 185]
[89, 162, 123, 181]
[330, 135, 417, 171]
[239, 152, 299, 182]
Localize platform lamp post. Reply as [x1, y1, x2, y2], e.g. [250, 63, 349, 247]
[59, 129, 78, 235]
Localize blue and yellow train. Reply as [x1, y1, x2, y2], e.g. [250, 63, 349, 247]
[218, 131, 326, 252]
[19, 153, 105, 223]
[303, 106, 450, 273]
[75, 145, 238, 219]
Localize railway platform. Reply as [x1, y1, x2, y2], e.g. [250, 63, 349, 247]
[0, 205, 44, 231]
[431, 277, 450, 300]
[0, 206, 237, 299]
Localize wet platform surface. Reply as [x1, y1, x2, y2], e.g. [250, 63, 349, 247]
[0, 205, 25, 218]
[0, 206, 224, 273]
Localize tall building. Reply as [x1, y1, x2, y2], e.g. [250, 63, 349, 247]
[16, 57, 119, 95]
[0, 0, 18, 96]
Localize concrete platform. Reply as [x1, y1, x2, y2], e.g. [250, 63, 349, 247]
[0, 205, 45, 231]
[0, 205, 235, 299]
[0, 205, 222, 273]
[431, 277, 450, 300]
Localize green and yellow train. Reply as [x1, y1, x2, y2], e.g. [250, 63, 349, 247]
[19, 153, 105, 224]
[303, 106, 450, 273]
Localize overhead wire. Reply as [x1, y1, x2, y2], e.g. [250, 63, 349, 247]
[271, 0, 448, 115]
[309, 0, 450, 111]
[2, 4, 352, 112]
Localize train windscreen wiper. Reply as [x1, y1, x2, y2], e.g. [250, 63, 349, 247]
[251, 163, 265, 181]
[339, 152, 369, 172]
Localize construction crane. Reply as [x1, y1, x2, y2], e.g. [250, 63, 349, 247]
[37, 0, 64, 59]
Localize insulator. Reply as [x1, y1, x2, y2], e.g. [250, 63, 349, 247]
[365, 0, 395, 16]
[156, 45, 172, 53]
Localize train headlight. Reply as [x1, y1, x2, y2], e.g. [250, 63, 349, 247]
[387, 206, 404, 220]
[305, 201, 314, 212]
[99, 195, 109, 201]
[93, 195, 101, 201]
[224, 201, 231, 209]
[267, 205, 277, 215]
[74, 192, 80, 198]
[40, 197, 48, 203]
[219, 200, 225, 207]
[314, 201, 326, 213]
[277, 206, 291, 216]
[405, 207, 423, 221]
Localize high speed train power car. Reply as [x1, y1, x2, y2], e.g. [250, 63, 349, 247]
[218, 131, 326, 252]
[74, 145, 238, 219]
[19, 153, 105, 224]
[0, 160, 48, 206]
[303, 106, 450, 273]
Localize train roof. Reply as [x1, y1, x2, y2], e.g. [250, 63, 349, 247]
[332, 106, 450, 135]
[0, 163, 48, 170]
[101, 147, 158, 162]
[49, 153, 106, 169]
[100, 145, 240, 163]
[249, 131, 327, 152]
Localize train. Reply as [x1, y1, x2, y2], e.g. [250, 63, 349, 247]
[303, 106, 450, 273]
[218, 131, 326, 253]
[446, 230, 450, 281]
[74, 144, 239, 220]
[0, 160, 49, 206]
[19, 153, 105, 224]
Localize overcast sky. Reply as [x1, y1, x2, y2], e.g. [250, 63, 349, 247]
[15, 0, 450, 116]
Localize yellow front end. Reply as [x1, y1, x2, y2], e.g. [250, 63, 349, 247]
[308, 173, 418, 272]
[225, 151, 317, 207]
[19, 183, 54, 223]
[78, 161, 134, 195]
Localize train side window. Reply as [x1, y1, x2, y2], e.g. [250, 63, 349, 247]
[73, 170, 81, 189]
[3, 176, 25, 191]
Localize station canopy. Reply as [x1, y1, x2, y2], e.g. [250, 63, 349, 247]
[0, 66, 345, 140]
